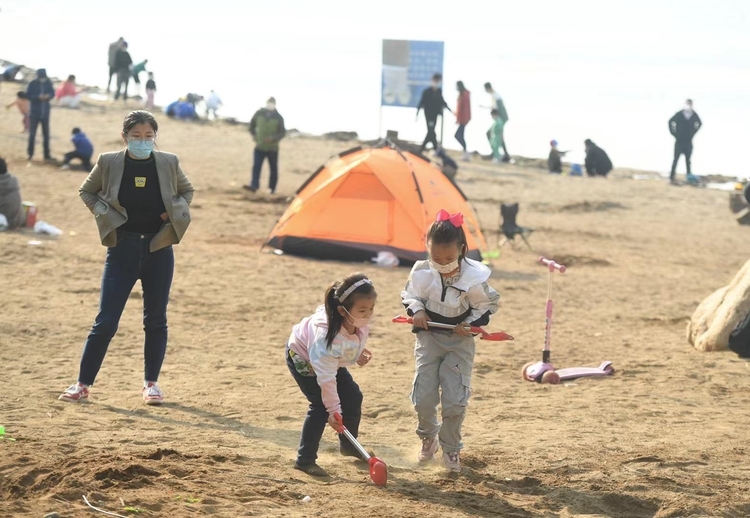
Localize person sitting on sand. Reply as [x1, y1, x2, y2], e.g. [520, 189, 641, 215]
[55, 75, 85, 108]
[0, 158, 26, 230]
[5, 91, 30, 133]
[61, 128, 94, 171]
[584, 139, 613, 177]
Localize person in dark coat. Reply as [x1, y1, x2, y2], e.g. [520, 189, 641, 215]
[584, 139, 612, 177]
[548, 140, 567, 174]
[114, 42, 133, 102]
[416, 73, 451, 154]
[668, 99, 702, 183]
[26, 68, 55, 161]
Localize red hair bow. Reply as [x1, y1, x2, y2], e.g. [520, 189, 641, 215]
[436, 209, 464, 227]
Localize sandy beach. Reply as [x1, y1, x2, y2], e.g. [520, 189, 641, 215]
[1, 89, 749, 518]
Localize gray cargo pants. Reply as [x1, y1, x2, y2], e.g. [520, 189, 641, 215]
[410, 330, 475, 453]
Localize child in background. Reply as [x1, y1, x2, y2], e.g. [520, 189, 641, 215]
[286, 273, 377, 477]
[488, 109, 505, 163]
[145, 72, 156, 109]
[5, 91, 30, 133]
[402, 210, 500, 472]
[548, 139, 568, 174]
[61, 128, 94, 170]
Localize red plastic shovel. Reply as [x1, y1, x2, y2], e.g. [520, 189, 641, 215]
[392, 316, 514, 341]
[334, 413, 387, 486]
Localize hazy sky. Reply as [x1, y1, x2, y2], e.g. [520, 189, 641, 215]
[2, 0, 749, 174]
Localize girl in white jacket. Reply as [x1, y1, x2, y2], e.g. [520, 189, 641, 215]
[402, 210, 500, 472]
[286, 273, 377, 477]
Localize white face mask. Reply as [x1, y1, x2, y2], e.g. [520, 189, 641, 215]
[430, 259, 459, 275]
[266, 103, 276, 111]
[343, 307, 371, 328]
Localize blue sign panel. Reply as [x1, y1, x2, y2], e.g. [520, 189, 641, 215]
[382, 40, 444, 108]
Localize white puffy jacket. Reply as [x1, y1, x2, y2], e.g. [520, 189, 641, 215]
[401, 258, 500, 326]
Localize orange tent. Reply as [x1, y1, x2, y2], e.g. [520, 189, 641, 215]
[265, 144, 488, 264]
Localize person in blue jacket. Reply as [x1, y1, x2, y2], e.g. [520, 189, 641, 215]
[61, 128, 94, 170]
[26, 68, 55, 161]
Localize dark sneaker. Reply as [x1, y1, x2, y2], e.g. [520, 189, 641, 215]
[294, 462, 329, 477]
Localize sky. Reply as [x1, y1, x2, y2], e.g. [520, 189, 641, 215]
[1, 0, 749, 175]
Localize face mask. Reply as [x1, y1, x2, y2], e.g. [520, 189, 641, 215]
[343, 307, 371, 329]
[128, 140, 154, 159]
[266, 103, 276, 111]
[430, 259, 459, 275]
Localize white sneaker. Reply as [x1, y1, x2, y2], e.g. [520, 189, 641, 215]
[58, 382, 90, 403]
[418, 436, 439, 463]
[442, 451, 461, 472]
[60, 164, 71, 170]
[142, 382, 164, 405]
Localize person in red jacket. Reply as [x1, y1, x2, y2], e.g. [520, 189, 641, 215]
[454, 81, 471, 161]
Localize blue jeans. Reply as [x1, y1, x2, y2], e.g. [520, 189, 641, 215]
[455, 124, 467, 151]
[78, 231, 174, 386]
[250, 149, 279, 192]
[286, 346, 362, 465]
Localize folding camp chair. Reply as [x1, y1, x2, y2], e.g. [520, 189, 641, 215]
[498, 203, 534, 250]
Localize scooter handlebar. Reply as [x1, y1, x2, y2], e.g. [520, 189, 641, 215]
[539, 256, 566, 273]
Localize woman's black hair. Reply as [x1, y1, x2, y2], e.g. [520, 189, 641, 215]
[324, 272, 377, 349]
[122, 110, 158, 135]
[457, 80, 466, 92]
[427, 219, 469, 263]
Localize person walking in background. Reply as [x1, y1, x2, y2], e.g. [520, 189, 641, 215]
[488, 109, 505, 163]
[131, 59, 148, 96]
[584, 139, 613, 177]
[5, 91, 30, 133]
[416, 73, 451, 154]
[61, 128, 94, 171]
[26, 69, 55, 161]
[55, 75, 85, 108]
[205, 90, 223, 120]
[669, 99, 702, 185]
[244, 97, 286, 194]
[107, 37, 124, 92]
[483, 82, 511, 162]
[114, 42, 133, 102]
[145, 72, 157, 109]
[59, 110, 194, 405]
[454, 81, 471, 161]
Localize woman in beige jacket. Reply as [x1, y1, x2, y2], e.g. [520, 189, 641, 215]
[59, 110, 194, 405]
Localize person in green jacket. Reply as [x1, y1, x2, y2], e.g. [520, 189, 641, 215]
[245, 97, 286, 194]
[131, 59, 148, 95]
[488, 109, 505, 163]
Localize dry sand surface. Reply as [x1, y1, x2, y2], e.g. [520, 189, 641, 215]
[1, 90, 750, 518]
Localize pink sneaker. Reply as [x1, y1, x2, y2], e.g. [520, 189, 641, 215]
[142, 382, 164, 405]
[418, 436, 439, 463]
[58, 383, 89, 403]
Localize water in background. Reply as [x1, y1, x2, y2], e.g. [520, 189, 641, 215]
[1, 0, 749, 177]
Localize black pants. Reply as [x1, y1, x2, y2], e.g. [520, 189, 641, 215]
[670, 140, 693, 179]
[115, 70, 130, 101]
[455, 124, 467, 151]
[107, 66, 117, 91]
[63, 151, 92, 170]
[286, 347, 362, 465]
[28, 115, 50, 159]
[250, 149, 279, 192]
[421, 117, 439, 152]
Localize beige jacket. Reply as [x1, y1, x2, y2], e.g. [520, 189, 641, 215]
[79, 150, 194, 252]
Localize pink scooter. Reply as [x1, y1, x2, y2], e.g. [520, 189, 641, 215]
[522, 257, 615, 384]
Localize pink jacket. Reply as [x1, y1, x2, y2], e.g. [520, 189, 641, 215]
[288, 305, 368, 416]
[55, 81, 78, 100]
